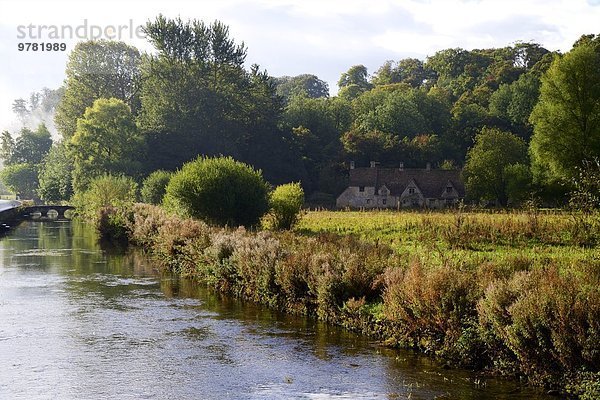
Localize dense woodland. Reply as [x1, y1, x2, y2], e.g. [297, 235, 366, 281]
[2, 15, 600, 207]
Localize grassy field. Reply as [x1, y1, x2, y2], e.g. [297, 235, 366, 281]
[296, 209, 599, 267]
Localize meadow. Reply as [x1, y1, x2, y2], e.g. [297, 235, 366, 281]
[297, 208, 598, 266]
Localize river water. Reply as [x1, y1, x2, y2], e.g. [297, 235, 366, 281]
[0, 221, 555, 399]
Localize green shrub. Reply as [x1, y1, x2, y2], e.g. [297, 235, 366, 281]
[96, 206, 131, 243]
[164, 156, 270, 227]
[266, 182, 304, 230]
[72, 174, 138, 221]
[141, 170, 172, 205]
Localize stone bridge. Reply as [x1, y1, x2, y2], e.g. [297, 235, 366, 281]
[21, 205, 75, 220]
[0, 201, 76, 229]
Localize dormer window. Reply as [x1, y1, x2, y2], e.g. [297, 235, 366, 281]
[446, 186, 453, 193]
[409, 187, 415, 194]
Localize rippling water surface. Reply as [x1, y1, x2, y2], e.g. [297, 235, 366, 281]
[0, 221, 553, 399]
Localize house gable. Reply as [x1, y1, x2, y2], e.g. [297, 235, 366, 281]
[378, 185, 390, 196]
[440, 180, 459, 199]
[399, 179, 424, 206]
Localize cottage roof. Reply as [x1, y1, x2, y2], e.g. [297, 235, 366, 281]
[349, 167, 465, 198]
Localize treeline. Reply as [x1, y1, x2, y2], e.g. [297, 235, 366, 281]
[2, 16, 600, 207]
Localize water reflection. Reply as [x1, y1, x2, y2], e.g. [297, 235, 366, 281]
[0, 221, 553, 399]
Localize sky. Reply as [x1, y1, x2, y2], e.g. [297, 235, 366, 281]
[1, 0, 600, 132]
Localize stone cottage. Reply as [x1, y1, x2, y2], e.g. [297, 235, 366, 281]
[336, 162, 465, 209]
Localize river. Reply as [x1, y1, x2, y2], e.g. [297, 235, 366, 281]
[0, 221, 555, 399]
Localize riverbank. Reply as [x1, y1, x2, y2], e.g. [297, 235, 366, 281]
[106, 204, 599, 398]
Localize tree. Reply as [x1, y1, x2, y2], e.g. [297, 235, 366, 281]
[139, 15, 303, 185]
[489, 73, 541, 140]
[55, 40, 141, 139]
[274, 74, 329, 102]
[338, 65, 372, 99]
[11, 125, 52, 165]
[12, 99, 29, 121]
[12, 87, 64, 129]
[163, 156, 270, 227]
[371, 58, 435, 88]
[341, 129, 400, 166]
[530, 43, 600, 185]
[0, 124, 52, 166]
[70, 98, 143, 192]
[37, 143, 74, 202]
[141, 170, 172, 205]
[569, 158, 600, 210]
[0, 130, 14, 163]
[0, 163, 39, 199]
[282, 95, 350, 192]
[139, 16, 248, 165]
[463, 127, 530, 206]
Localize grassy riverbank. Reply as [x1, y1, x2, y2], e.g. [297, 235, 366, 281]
[105, 205, 599, 398]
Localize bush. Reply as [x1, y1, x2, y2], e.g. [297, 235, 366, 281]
[72, 174, 138, 221]
[478, 267, 600, 386]
[383, 261, 482, 364]
[96, 206, 131, 243]
[266, 182, 304, 230]
[163, 156, 270, 227]
[141, 170, 172, 205]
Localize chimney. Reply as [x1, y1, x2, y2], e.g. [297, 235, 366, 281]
[426, 162, 431, 171]
[370, 161, 379, 168]
[349, 161, 355, 170]
[399, 162, 404, 171]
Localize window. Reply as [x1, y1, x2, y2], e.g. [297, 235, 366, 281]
[446, 186, 453, 193]
[408, 187, 415, 194]
[359, 186, 365, 192]
[382, 199, 387, 205]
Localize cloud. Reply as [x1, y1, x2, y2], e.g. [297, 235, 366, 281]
[1, 0, 600, 118]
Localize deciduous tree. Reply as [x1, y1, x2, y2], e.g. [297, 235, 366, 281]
[70, 98, 143, 192]
[530, 43, 600, 184]
[463, 127, 530, 205]
[55, 40, 141, 139]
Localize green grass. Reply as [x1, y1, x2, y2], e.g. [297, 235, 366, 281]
[296, 209, 598, 267]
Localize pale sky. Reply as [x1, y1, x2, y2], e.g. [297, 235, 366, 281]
[1, 0, 599, 132]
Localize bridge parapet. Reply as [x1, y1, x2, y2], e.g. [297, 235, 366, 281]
[22, 205, 75, 220]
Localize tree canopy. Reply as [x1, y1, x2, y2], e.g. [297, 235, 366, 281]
[70, 98, 142, 192]
[54, 40, 141, 140]
[530, 43, 600, 185]
[463, 127, 530, 205]
[5, 17, 597, 207]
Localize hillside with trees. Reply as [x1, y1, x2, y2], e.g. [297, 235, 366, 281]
[2, 16, 599, 208]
